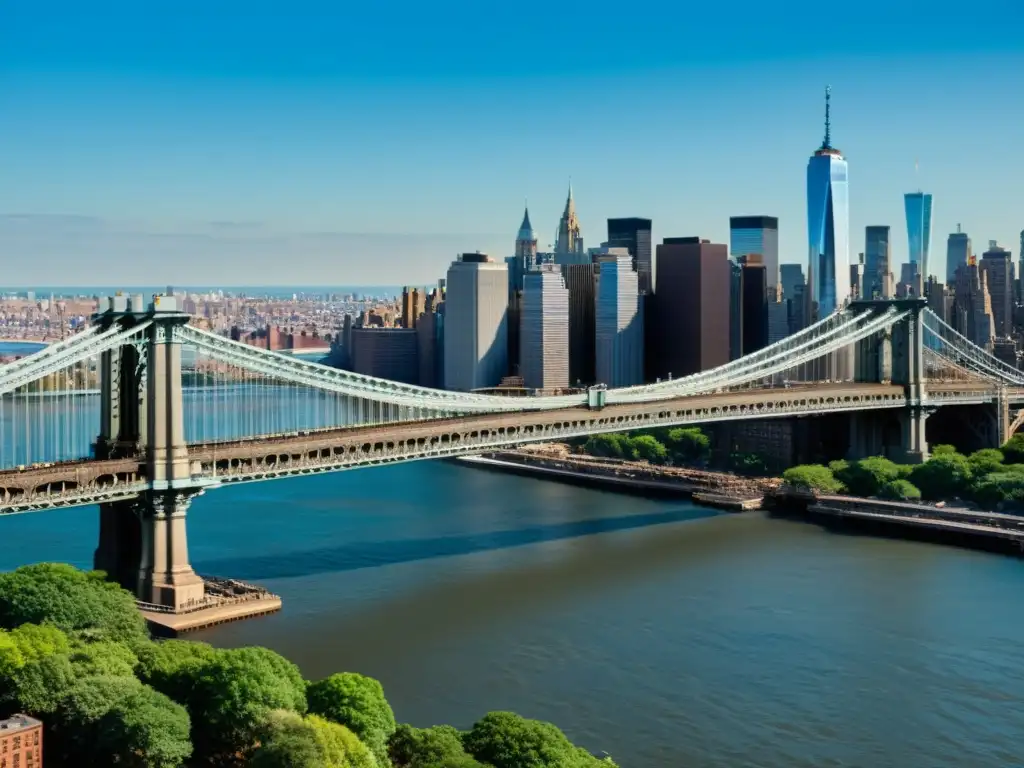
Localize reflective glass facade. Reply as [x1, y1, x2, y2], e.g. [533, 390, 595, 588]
[729, 216, 780, 290]
[904, 192, 933, 279]
[807, 151, 850, 318]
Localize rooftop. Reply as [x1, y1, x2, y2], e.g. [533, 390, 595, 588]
[0, 714, 42, 732]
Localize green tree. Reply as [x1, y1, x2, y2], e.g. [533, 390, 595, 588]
[931, 444, 958, 456]
[909, 452, 972, 500]
[187, 646, 308, 763]
[136, 638, 219, 704]
[665, 427, 711, 463]
[629, 435, 668, 465]
[307, 713, 377, 768]
[1000, 433, 1024, 464]
[729, 452, 768, 476]
[307, 672, 396, 767]
[968, 448, 1005, 476]
[971, 471, 1024, 507]
[879, 479, 922, 501]
[0, 563, 148, 644]
[827, 459, 849, 475]
[390, 724, 473, 768]
[781, 465, 843, 493]
[836, 456, 903, 497]
[583, 433, 630, 459]
[251, 710, 326, 768]
[463, 712, 616, 768]
[1, 651, 78, 716]
[69, 637, 139, 678]
[0, 623, 69, 676]
[54, 675, 192, 768]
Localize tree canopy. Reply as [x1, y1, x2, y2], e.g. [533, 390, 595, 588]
[968, 448, 1005, 476]
[909, 452, 972, 500]
[0, 563, 148, 644]
[389, 724, 476, 768]
[307, 671, 396, 766]
[1000, 433, 1024, 464]
[463, 712, 616, 768]
[833, 457, 904, 497]
[782, 464, 844, 493]
[879, 479, 922, 501]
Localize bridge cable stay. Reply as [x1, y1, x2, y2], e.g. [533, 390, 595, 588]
[921, 310, 1024, 385]
[179, 326, 589, 413]
[0, 325, 100, 381]
[605, 307, 906, 404]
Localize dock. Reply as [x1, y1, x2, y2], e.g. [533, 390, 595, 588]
[139, 576, 282, 636]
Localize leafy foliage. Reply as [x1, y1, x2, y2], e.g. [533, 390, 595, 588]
[629, 434, 668, 465]
[1000, 433, 1024, 464]
[0, 623, 69, 676]
[879, 479, 922, 501]
[251, 710, 377, 768]
[728, 451, 769, 477]
[463, 711, 617, 768]
[53, 675, 192, 768]
[930, 444, 958, 456]
[0, 649, 78, 716]
[970, 470, 1024, 507]
[69, 636, 139, 678]
[833, 457, 904, 497]
[390, 724, 475, 768]
[909, 452, 972, 500]
[968, 448, 1005, 476]
[782, 464, 844, 493]
[136, 638, 219, 704]
[307, 713, 377, 768]
[582, 433, 631, 459]
[308, 671, 396, 766]
[187, 646, 308, 763]
[664, 427, 711, 462]
[0, 563, 148, 643]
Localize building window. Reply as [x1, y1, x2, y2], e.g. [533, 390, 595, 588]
[31, 734, 37, 747]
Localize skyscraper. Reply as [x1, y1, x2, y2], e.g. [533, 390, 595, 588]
[520, 266, 569, 391]
[904, 191, 933, 281]
[555, 182, 584, 258]
[515, 205, 538, 262]
[946, 225, 971, 286]
[443, 254, 508, 392]
[780, 264, 805, 302]
[654, 237, 730, 377]
[607, 217, 653, 294]
[981, 242, 1013, 337]
[806, 87, 850, 320]
[730, 216, 780, 290]
[739, 253, 769, 355]
[562, 262, 599, 386]
[595, 254, 643, 387]
[864, 226, 892, 300]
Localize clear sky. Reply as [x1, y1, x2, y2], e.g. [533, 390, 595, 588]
[2, 0, 1023, 287]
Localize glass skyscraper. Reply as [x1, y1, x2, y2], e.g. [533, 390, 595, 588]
[806, 87, 850, 320]
[729, 216, 780, 290]
[904, 191, 933, 280]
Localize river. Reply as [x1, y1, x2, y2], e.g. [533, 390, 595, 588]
[1, 460, 1023, 766]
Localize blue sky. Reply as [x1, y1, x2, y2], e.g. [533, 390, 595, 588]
[2, 0, 1023, 286]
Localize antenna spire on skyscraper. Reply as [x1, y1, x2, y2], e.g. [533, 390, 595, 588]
[823, 85, 832, 149]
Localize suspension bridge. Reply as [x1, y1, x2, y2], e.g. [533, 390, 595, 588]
[1, 292, 1022, 613]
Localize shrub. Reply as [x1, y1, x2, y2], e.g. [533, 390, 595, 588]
[629, 435, 668, 465]
[463, 711, 616, 768]
[971, 471, 1024, 507]
[390, 724, 472, 768]
[782, 465, 843, 493]
[836, 457, 903, 497]
[910, 452, 972, 500]
[665, 427, 711, 463]
[879, 479, 922, 501]
[968, 448, 1005, 476]
[931, 444, 958, 456]
[1000, 433, 1024, 464]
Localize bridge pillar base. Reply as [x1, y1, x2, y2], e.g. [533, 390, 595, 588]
[891, 407, 931, 465]
[94, 499, 142, 592]
[135, 488, 206, 612]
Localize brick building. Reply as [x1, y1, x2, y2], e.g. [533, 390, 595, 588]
[0, 714, 42, 768]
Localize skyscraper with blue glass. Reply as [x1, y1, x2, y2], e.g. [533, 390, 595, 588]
[904, 191, 933, 281]
[806, 87, 850, 322]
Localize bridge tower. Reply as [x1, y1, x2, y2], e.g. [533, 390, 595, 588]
[850, 298, 930, 463]
[92, 295, 212, 611]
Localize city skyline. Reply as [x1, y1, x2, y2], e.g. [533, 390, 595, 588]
[2, 4, 1023, 285]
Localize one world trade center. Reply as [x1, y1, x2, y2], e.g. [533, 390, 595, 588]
[806, 86, 850, 322]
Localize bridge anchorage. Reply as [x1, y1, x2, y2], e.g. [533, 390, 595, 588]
[2, 293, 1023, 618]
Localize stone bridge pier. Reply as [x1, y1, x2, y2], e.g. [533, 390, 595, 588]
[92, 295, 208, 611]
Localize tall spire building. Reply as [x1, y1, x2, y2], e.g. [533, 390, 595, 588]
[515, 205, 537, 261]
[555, 182, 584, 258]
[904, 191, 933, 281]
[806, 87, 850, 322]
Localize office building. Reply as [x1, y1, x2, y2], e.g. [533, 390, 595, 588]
[946, 225, 971, 286]
[981, 241, 1014, 337]
[0, 714, 42, 767]
[654, 237, 730, 377]
[444, 254, 509, 391]
[416, 310, 439, 388]
[595, 254, 643, 387]
[555, 183, 585, 258]
[904, 191, 933, 281]
[926, 276, 952, 324]
[608, 217, 654, 294]
[520, 266, 570, 390]
[515, 206, 538, 262]
[730, 216, 780, 290]
[739, 253, 769, 355]
[806, 87, 850, 319]
[780, 264, 805, 303]
[952, 257, 995, 349]
[563, 262, 599, 386]
[864, 226, 892, 300]
[350, 328, 419, 385]
[767, 285, 789, 344]
[729, 261, 743, 360]
[849, 254, 864, 300]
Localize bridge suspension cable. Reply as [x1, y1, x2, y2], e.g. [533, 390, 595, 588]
[921, 310, 1024, 386]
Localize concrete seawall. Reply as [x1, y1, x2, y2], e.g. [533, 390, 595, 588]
[770, 492, 1024, 556]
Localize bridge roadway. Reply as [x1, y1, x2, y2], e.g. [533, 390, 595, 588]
[0, 380, 1019, 514]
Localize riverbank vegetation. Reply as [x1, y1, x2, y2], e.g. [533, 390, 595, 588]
[782, 440, 1024, 508]
[580, 426, 769, 476]
[0, 563, 618, 768]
